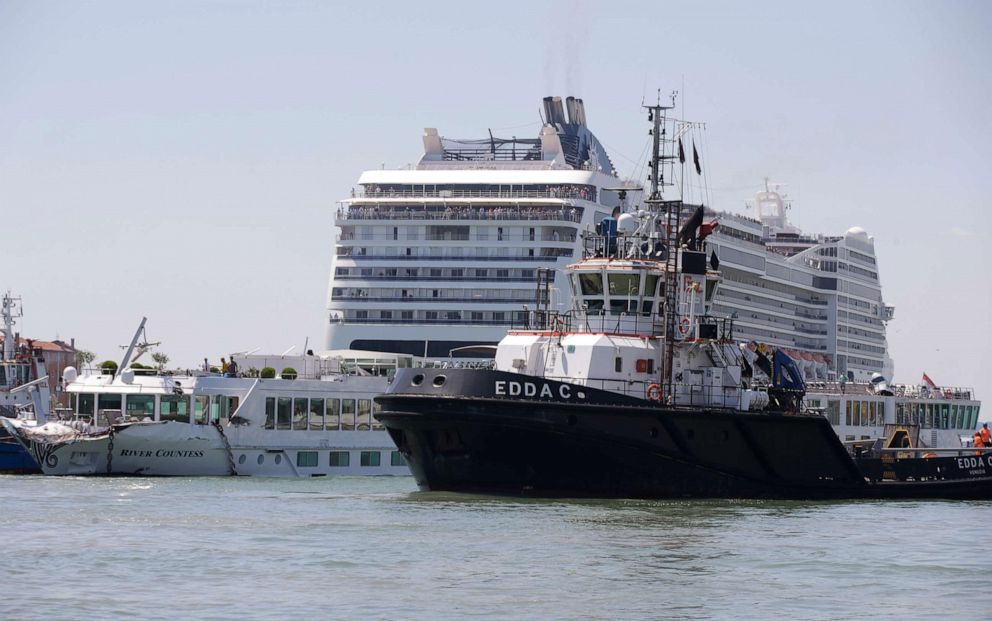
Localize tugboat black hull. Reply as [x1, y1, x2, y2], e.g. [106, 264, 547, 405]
[377, 369, 992, 500]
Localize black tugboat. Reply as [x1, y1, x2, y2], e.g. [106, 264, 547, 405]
[374, 97, 992, 500]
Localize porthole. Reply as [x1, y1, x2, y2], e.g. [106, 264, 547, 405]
[275, 454, 282, 465]
[257, 454, 264, 465]
[238, 454, 246, 465]
[411, 374, 425, 386]
[432, 375, 447, 387]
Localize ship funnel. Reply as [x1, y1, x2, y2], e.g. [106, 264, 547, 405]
[565, 97, 587, 126]
[551, 96, 566, 126]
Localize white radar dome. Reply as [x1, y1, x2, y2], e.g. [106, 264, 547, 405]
[62, 366, 78, 383]
[120, 368, 135, 384]
[616, 213, 637, 234]
[845, 226, 868, 238]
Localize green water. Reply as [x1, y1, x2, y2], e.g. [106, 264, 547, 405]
[1, 475, 988, 620]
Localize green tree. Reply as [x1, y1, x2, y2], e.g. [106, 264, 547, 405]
[260, 367, 276, 379]
[280, 367, 298, 380]
[75, 350, 96, 369]
[151, 352, 169, 371]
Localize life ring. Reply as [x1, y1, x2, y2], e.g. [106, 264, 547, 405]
[677, 316, 691, 335]
[646, 384, 662, 401]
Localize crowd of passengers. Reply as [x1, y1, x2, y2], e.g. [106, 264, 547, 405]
[340, 205, 582, 222]
[358, 184, 596, 200]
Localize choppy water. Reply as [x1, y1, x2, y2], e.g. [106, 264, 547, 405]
[1, 475, 990, 620]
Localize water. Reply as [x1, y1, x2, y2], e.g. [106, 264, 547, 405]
[2, 475, 989, 620]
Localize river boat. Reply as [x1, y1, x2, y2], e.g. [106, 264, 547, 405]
[374, 99, 991, 500]
[0, 292, 51, 474]
[2, 321, 412, 477]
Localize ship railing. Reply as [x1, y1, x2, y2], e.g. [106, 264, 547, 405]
[337, 206, 584, 223]
[352, 188, 597, 201]
[336, 232, 577, 242]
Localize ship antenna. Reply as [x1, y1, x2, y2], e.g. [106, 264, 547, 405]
[643, 90, 683, 401]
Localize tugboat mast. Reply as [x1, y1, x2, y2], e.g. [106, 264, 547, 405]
[643, 92, 683, 402]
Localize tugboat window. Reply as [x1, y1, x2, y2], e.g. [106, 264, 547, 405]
[644, 274, 660, 297]
[615, 358, 622, 372]
[579, 273, 603, 295]
[608, 273, 640, 295]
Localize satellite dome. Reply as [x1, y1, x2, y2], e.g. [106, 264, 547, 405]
[616, 213, 637, 234]
[62, 366, 78, 383]
[120, 368, 135, 384]
[845, 226, 868, 238]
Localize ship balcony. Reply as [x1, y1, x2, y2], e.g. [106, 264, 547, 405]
[336, 232, 578, 243]
[351, 187, 597, 201]
[336, 205, 584, 223]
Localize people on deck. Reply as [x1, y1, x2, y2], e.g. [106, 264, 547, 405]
[981, 423, 991, 448]
[221, 358, 229, 375]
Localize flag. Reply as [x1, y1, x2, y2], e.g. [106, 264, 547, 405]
[922, 373, 938, 389]
[692, 141, 702, 175]
[678, 138, 685, 164]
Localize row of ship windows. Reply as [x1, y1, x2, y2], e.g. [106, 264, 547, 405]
[840, 355, 885, 370]
[335, 267, 538, 280]
[340, 225, 577, 243]
[715, 289, 829, 321]
[287, 450, 407, 468]
[262, 397, 383, 431]
[837, 324, 886, 343]
[331, 287, 534, 302]
[815, 400, 979, 430]
[340, 204, 586, 222]
[711, 304, 829, 338]
[722, 269, 828, 304]
[338, 310, 526, 323]
[837, 339, 887, 355]
[336, 247, 574, 259]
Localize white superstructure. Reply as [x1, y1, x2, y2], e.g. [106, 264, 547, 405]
[326, 96, 631, 357]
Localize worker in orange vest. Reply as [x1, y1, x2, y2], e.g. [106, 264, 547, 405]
[974, 431, 985, 455]
[981, 423, 991, 447]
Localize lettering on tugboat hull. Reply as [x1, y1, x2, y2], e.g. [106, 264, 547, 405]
[494, 380, 576, 400]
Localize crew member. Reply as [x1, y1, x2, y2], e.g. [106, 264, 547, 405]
[221, 357, 229, 374]
[974, 430, 985, 455]
[981, 423, 991, 447]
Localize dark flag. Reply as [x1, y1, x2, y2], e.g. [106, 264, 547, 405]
[692, 141, 702, 175]
[710, 250, 720, 270]
[678, 138, 685, 164]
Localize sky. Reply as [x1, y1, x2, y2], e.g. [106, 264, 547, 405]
[1, 0, 990, 404]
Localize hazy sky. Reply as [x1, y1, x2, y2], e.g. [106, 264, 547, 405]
[2, 1, 990, 403]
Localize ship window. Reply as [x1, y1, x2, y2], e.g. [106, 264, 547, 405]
[608, 273, 640, 296]
[297, 451, 318, 467]
[390, 451, 406, 467]
[615, 357, 622, 372]
[357, 399, 372, 430]
[264, 397, 275, 429]
[648, 359, 655, 374]
[293, 398, 308, 430]
[341, 399, 356, 430]
[126, 395, 155, 419]
[585, 299, 604, 314]
[326, 399, 340, 430]
[845, 401, 852, 426]
[610, 299, 634, 315]
[160, 395, 190, 424]
[579, 273, 603, 295]
[645, 274, 660, 297]
[194, 395, 210, 425]
[329, 451, 350, 467]
[641, 301, 653, 315]
[360, 451, 381, 467]
[97, 394, 122, 426]
[309, 398, 324, 430]
[77, 393, 96, 416]
[276, 397, 292, 430]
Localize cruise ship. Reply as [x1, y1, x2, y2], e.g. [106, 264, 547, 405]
[326, 96, 980, 446]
